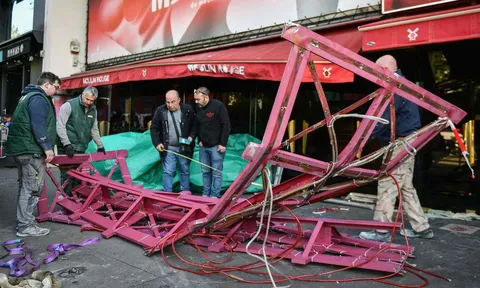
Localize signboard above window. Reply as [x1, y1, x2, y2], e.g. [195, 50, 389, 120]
[87, 0, 377, 63]
[382, 0, 459, 14]
[0, 38, 31, 63]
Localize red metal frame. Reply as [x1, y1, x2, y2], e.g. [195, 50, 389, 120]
[191, 216, 412, 273]
[37, 24, 466, 274]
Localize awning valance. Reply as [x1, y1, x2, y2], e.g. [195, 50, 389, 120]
[359, 4, 480, 52]
[61, 28, 362, 89]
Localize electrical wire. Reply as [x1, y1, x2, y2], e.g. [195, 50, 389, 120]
[162, 148, 263, 187]
[244, 168, 292, 287]
[149, 115, 453, 286]
[157, 171, 451, 287]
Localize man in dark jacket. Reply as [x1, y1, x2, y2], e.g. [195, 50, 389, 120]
[150, 90, 195, 192]
[56, 86, 105, 195]
[6, 72, 61, 237]
[360, 55, 433, 242]
[189, 87, 231, 198]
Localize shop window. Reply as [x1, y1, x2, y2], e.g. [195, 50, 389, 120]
[5, 66, 24, 115]
[220, 91, 249, 135]
[130, 95, 156, 132]
[429, 51, 450, 84]
[9, 0, 34, 39]
[251, 92, 274, 139]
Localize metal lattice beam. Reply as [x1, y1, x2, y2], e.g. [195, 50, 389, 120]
[37, 23, 468, 275]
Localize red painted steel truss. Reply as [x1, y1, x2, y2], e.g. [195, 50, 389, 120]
[37, 24, 466, 274]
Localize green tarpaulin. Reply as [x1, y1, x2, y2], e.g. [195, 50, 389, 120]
[85, 131, 266, 194]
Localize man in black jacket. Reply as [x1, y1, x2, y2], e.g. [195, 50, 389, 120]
[150, 90, 195, 192]
[189, 87, 231, 198]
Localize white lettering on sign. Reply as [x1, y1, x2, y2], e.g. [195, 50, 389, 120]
[190, 0, 215, 9]
[187, 64, 245, 76]
[152, 0, 179, 12]
[82, 75, 110, 85]
[7, 44, 24, 58]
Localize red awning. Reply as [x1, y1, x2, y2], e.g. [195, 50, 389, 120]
[359, 4, 480, 52]
[61, 28, 362, 89]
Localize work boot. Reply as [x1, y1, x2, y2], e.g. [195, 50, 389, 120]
[359, 231, 391, 242]
[16, 225, 50, 237]
[400, 228, 434, 239]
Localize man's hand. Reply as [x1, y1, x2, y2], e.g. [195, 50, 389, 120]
[217, 145, 226, 153]
[156, 144, 165, 152]
[188, 137, 193, 143]
[199, 141, 203, 147]
[64, 144, 75, 158]
[45, 150, 54, 163]
[97, 147, 106, 154]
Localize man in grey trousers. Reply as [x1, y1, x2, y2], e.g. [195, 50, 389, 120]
[6, 72, 61, 237]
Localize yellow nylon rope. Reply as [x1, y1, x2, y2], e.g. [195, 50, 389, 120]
[163, 148, 263, 187]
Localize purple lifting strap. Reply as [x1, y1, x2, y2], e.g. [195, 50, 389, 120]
[0, 239, 40, 277]
[1, 237, 100, 276]
[43, 237, 100, 264]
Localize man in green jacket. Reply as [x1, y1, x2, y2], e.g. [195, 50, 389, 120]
[6, 72, 61, 237]
[56, 86, 105, 194]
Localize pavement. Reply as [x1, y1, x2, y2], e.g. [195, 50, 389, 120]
[1, 162, 480, 288]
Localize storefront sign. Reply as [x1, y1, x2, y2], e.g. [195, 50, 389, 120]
[87, 0, 377, 63]
[82, 74, 110, 85]
[382, 0, 459, 14]
[0, 38, 31, 62]
[361, 4, 479, 51]
[7, 44, 25, 58]
[187, 64, 245, 76]
[61, 61, 355, 90]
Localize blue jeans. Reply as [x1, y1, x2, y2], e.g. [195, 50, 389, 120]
[199, 146, 225, 198]
[162, 146, 191, 192]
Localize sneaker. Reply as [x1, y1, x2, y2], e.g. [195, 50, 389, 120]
[16, 225, 50, 237]
[210, 196, 219, 199]
[202, 194, 209, 197]
[400, 228, 434, 239]
[359, 231, 391, 242]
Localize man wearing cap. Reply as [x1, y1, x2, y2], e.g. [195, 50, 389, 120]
[189, 87, 231, 198]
